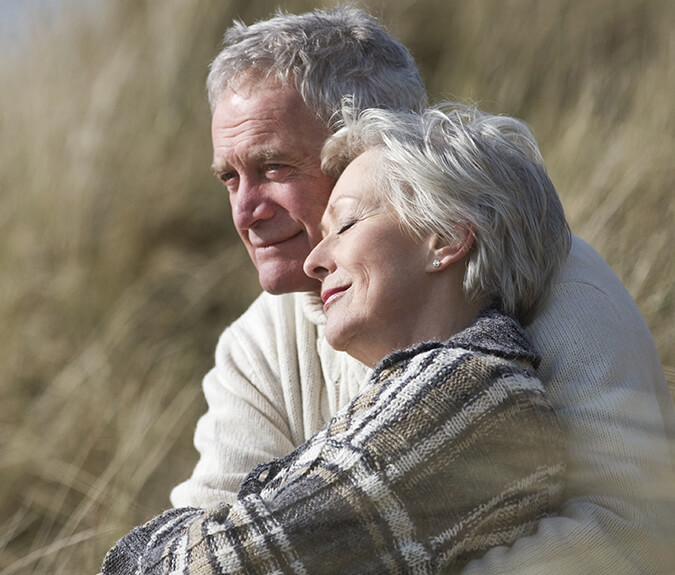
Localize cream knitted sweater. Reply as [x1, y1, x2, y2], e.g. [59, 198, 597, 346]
[171, 236, 675, 574]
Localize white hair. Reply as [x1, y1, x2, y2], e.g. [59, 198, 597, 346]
[206, 5, 426, 127]
[322, 104, 572, 324]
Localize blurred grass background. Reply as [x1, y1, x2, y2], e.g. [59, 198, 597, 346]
[0, 0, 673, 572]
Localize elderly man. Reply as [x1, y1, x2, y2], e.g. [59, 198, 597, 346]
[160, 6, 673, 574]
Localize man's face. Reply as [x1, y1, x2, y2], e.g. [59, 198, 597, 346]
[211, 79, 334, 294]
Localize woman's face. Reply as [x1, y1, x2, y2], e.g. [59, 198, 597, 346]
[304, 151, 435, 367]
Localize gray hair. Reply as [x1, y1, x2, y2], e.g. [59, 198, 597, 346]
[207, 5, 426, 127]
[322, 104, 572, 324]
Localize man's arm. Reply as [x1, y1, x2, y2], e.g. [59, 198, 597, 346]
[460, 237, 675, 574]
[170, 291, 366, 508]
[170, 292, 300, 507]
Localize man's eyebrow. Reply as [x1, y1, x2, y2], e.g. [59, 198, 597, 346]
[211, 149, 290, 174]
[256, 149, 284, 162]
[256, 148, 301, 166]
[211, 161, 234, 179]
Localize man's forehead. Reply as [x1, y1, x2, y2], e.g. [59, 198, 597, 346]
[212, 91, 326, 163]
[214, 78, 309, 123]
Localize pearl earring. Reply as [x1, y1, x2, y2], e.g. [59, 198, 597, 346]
[432, 259, 441, 268]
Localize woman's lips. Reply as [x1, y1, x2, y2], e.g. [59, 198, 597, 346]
[321, 286, 349, 310]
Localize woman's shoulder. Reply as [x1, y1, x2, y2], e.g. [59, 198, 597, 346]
[375, 306, 539, 377]
[368, 309, 546, 418]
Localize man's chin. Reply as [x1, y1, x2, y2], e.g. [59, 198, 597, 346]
[258, 267, 320, 295]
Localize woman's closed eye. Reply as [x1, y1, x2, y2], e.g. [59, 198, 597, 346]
[337, 219, 357, 235]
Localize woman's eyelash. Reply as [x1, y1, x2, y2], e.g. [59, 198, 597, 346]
[337, 219, 357, 234]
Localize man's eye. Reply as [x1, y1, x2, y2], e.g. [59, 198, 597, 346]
[218, 172, 238, 191]
[265, 164, 291, 180]
[217, 171, 235, 183]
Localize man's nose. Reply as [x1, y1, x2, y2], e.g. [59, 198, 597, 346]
[230, 180, 275, 229]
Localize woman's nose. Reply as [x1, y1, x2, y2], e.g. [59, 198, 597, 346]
[303, 238, 333, 281]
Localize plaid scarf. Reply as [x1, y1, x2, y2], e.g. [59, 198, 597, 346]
[102, 307, 564, 574]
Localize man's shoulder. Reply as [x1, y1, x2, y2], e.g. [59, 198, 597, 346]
[528, 235, 666, 399]
[556, 235, 628, 295]
[534, 235, 649, 336]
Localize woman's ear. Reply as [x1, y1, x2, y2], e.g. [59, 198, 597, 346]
[425, 226, 475, 272]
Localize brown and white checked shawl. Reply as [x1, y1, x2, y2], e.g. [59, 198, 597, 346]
[102, 307, 565, 575]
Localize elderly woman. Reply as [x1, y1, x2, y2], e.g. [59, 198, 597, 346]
[101, 105, 570, 575]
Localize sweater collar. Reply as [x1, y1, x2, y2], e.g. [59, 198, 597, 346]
[447, 305, 540, 368]
[300, 291, 326, 326]
[376, 305, 540, 372]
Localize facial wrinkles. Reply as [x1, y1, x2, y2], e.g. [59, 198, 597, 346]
[212, 120, 281, 184]
[213, 104, 320, 232]
[323, 196, 385, 315]
[210, 82, 336, 294]
[342, 229, 394, 364]
[239, 93, 322, 166]
[324, 195, 381, 236]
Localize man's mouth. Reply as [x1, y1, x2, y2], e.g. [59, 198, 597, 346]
[251, 230, 303, 249]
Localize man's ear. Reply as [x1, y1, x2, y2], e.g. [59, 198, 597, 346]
[425, 226, 475, 272]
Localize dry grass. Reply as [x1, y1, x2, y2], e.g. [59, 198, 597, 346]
[0, 0, 673, 573]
